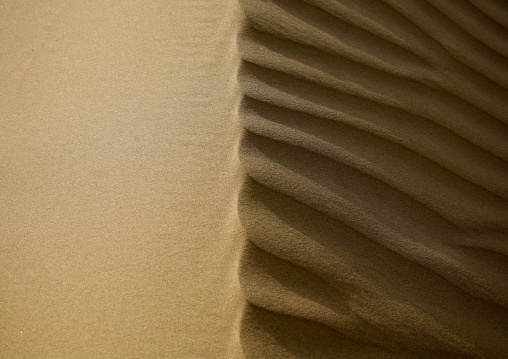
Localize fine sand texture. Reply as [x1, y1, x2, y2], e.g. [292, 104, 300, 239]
[236, 0, 508, 358]
[0, 0, 244, 358]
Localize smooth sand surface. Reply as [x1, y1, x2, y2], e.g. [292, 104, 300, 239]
[237, 0, 508, 358]
[0, 0, 244, 358]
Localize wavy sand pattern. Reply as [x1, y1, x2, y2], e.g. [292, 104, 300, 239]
[236, 0, 508, 357]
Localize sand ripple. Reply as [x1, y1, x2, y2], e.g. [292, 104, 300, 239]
[236, 0, 508, 357]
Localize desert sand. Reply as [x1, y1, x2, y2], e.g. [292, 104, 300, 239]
[1, 0, 244, 358]
[237, 0, 508, 358]
[1, 0, 508, 358]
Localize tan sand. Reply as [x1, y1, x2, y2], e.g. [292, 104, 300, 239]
[236, 0, 508, 358]
[2, 0, 508, 358]
[0, 0, 244, 358]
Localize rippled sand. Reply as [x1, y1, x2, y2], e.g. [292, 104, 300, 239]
[1, 0, 507, 358]
[236, 0, 508, 358]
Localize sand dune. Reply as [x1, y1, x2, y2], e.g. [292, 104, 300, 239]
[237, 0, 508, 357]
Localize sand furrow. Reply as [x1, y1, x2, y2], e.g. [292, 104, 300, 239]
[238, 0, 438, 82]
[239, 180, 508, 358]
[300, 0, 448, 64]
[238, 28, 508, 160]
[240, 132, 508, 304]
[381, 0, 508, 88]
[468, 0, 508, 29]
[424, 0, 508, 58]
[241, 103, 508, 224]
[239, 67, 508, 190]
[240, 55, 508, 158]
[237, 0, 508, 357]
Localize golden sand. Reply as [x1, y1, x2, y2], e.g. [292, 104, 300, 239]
[1, 0, 507, 358]
[0, 0, 244, 357]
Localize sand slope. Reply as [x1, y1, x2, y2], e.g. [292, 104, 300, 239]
[0, 1, 244, 358]
[236, 0, 508, 357]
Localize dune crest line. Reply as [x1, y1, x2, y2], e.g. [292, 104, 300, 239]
[236, 0, 508, 358]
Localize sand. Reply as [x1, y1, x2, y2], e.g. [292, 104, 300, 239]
[0, 0, 244, 358]
[1, 0, 508, 358]
[236, 0, 508, 358]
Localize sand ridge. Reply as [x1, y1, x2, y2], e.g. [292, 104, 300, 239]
[236, 0, 508, 357]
